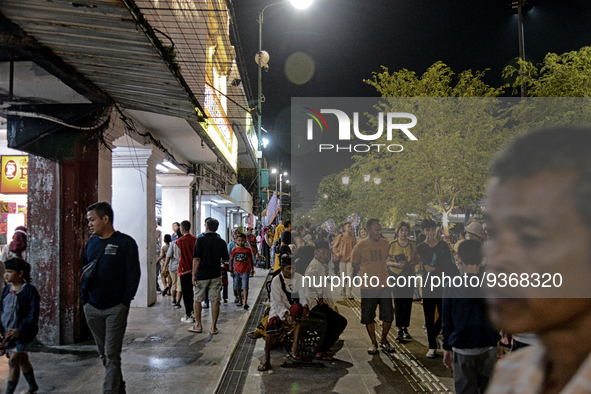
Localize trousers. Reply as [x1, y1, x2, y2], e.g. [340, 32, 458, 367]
[84, 303, 129, 394]
[422, 297, 442, 349]
[312, 303, 348, 353]
[453, 348, 497, 394]
[179, 273, 194, 317]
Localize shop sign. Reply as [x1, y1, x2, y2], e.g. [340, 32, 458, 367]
[203, 84, 238, 171]
[1, 156, 28, 194]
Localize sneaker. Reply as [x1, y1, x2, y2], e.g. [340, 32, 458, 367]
[181, 316, 195, 324]
[202, 302, 209, 309]
[223, 299, 228, 304]
[426, 349, 437, 358]
[402, 328, 413, 340]
[244, 304, 250, 310]
[234, 297, 239, 303]
[171, 301, 178, 306]
[174, 304, 181, 309]
[396, 330, 405, 343]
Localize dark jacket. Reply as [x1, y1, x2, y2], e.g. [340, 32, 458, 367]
[442, 273, 500, 351]
[82, 231, 141, 309]
[0, 283, 40, 345]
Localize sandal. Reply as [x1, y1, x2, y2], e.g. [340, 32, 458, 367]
[380, 343, 396, 353]
[247, 331, 263, 339]
[315, 352, 334, 361]
[288, 350, 302, 361]
[367, 346, 379, 355]
[257, 361, 271, 371]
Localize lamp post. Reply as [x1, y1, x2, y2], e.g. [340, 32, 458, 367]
[256, 0, 312, 227]
[509, 0, 533, 97]
[278, 171, 288, 222]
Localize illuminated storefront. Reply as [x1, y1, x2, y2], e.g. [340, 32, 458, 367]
[0, 129, 28, 245]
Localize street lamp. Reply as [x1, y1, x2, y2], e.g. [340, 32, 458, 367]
[278, 171, 289, 222]
[509, 0, 533, 97]
[256, 0, 313, 228]
[342, 174, 350, 186]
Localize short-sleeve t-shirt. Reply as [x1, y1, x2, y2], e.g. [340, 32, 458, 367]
[417, 240, 459, 296]
[351, 238, 389, 289]
[281, 230, 291, 245]
[231, 246, 253, 274]
[193, 233, 229, 280]
[387, 239, 419, 276]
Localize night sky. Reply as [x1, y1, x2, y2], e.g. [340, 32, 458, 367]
[232, 0, 591, 209]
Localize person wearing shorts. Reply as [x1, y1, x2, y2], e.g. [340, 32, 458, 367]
[351, 218, 395, 355]
[230, 233, 254, 310]
[191, 218, 229, 335]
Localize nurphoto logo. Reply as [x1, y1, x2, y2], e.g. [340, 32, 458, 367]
[303, 108, 418, 153]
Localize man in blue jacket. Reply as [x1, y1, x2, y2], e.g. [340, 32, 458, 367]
[83, 202, 141, 394]
[442, 239, 499, 394]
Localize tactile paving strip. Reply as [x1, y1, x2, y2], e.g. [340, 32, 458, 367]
[344, 297, 452, 393]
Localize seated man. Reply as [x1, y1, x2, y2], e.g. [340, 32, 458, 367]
[258, 254, 309, 372]
[304, 241, 348, 360]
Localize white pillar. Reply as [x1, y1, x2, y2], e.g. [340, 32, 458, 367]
[112, 143, 165, 307]
[157, 174, 195, 237]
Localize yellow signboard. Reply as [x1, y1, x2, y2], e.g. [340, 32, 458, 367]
[203, 81, 238, 171]
[1, 156, 28, 194]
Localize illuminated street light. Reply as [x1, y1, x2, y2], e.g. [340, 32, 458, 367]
[290, 0, 313, 10]
[262, 138, 269, 148]
[283, 171, 288, 176]
[342, 174, 350, 186]
[271, 168, 277, 174]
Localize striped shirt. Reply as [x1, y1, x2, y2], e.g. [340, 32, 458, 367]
[486, 343, 591, 394]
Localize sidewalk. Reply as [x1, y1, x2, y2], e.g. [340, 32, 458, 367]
[0, 271, 456, 393]
[243, 288, 455, 394]
[0, 271, 268, 394]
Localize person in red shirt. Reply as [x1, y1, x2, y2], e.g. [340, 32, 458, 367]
[230, 233, 254, 310]
[175, 220, 198, 323]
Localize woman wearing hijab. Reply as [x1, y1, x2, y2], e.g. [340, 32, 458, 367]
[272, 224, 285, 272]
[0, 226, 27, 294]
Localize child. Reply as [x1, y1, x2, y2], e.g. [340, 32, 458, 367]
[0, 258, 40, 394]
[230, 233, 254, 310]
[441, 240, 499, 394]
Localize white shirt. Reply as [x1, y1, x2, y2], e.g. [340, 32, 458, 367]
[304, 258, 334, 310]
[269, 272, 309, 320]
[166, 240, 180, 273]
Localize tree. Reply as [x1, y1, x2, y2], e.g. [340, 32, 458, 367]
[503, 46, 591, 97]
[502, 46, 591, 132]
[307, 62, 514, 233]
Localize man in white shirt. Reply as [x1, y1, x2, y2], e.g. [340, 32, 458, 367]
[304, 241, 348, 360]
[258, 254, 309, 371]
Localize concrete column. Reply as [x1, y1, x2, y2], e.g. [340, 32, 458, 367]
[112, 143, 165, 307]
[28, 130, 118, 345]
[157, 174, 195, 237]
